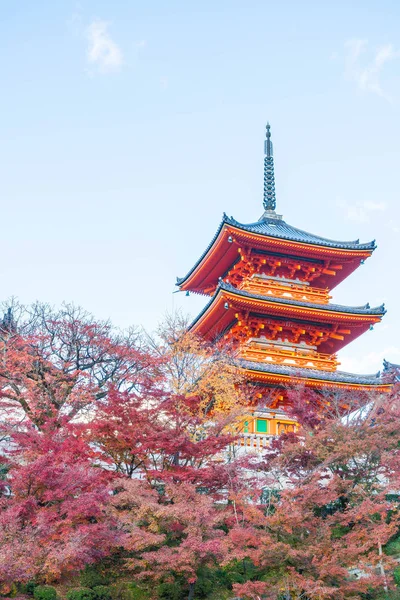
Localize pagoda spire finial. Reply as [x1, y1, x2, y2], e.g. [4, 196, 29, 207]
[263, 122, 276, 212]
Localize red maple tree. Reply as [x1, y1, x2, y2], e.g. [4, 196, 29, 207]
[0, 421, 117, 584]
[111, 479, 227, 600]
[0, 302, 154, 428]
[90, 387, 239, 491]
[229, 390, 400, 599]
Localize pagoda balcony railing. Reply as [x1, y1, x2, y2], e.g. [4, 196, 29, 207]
[238, 433, 275, 450]
[238, 277, 331, 305]
[239, 344, 339, 372]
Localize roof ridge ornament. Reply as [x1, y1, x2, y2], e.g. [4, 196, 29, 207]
[259, 123, 282, 221]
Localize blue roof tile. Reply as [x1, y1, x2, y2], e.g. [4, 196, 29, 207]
[220, 281, 385, 315]
[225, 214, 376, 250]
[383, 360, 400, 382]
[177, 214, 376, 286]
[241, 359, 383, 386]
[189, 281, 385, 330]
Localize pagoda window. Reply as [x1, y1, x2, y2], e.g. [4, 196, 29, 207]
[243, 420, 249, 433]
[256, 419, 268, 433]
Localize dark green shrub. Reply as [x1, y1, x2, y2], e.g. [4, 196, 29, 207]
[331, 524, 351, 539]
[105, 582, 151, 600]
[80, 566, 110, 589]
[66, 589, 96, 600]
[126, 583, 152, 600]
[22, 581, 37, 595]
[109, 584, 134, 600]
[93, 587, 112, 600]
[156, 581, 183, 600]
[33, 586, 57, 600]
[373, 591, 400, 599]
[194, 577, 214, 598]
[221, 559, 259, 586]
[385, 534, 400, 557]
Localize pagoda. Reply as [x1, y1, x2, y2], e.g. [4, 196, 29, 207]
[177, 124, 391, 441]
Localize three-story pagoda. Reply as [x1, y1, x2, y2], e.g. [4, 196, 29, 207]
[177, 124, 391, 440]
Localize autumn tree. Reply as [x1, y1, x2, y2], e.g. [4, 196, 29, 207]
[111, 478, 228, 600]
[284, 383, 380, 429]
[146, 312, 247, 415]
[228, 389, 400, 600]
[89, 313, 248, 489]
[0, 301, 155, 587]
[0, 306, 248, 595]
[0, 301, 154, 427]
[90, 386, 240, 492]
[0, 421, 117, 585]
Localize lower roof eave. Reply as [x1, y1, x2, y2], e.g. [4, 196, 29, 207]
[241, 362, 392, 392]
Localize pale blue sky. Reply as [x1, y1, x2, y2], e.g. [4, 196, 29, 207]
[1, 1, 400, 373]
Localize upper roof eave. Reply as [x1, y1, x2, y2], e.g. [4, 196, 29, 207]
[224, 215, 376, 251]
[176, 214, 377, 288]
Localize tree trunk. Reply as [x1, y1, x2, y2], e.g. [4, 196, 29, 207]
[188, 582, 195, 600]
[378, 541, 388, 593]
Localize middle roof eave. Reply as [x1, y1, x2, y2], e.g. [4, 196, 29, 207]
[220, 281, 386, 315]
[189, 281, 386, 331]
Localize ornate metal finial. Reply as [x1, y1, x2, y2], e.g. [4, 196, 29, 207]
[263, 122, 276, 211]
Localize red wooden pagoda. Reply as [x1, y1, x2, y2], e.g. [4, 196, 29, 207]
[177, 124, 391, 439]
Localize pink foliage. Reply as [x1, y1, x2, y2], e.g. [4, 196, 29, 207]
[112, 479, 226, 584]
[0, 423, 117, 583]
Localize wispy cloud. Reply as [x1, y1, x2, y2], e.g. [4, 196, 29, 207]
[340, 199, 386, 223]
[86, 20, 123, 74]
[344, 39, 400, 101]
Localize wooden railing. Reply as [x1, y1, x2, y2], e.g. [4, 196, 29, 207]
[238, 433, 275, 450]
[239, 277, 330, 305]
[239, 344, 339, 372]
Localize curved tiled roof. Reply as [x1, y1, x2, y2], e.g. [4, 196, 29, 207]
[383, 359, 400, 371]
[382, 360, 400, 382]
[220, 281, 385, 315]
[241, 359, 383, 386]
[177, 213, 376, 286]
[225, 214, 376, 250]
[189, 281, 386, 330]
